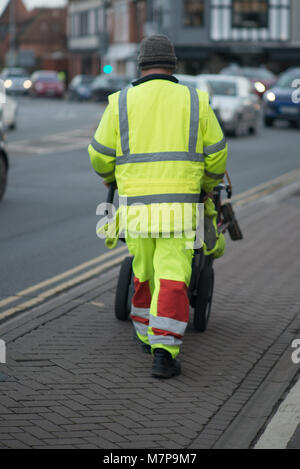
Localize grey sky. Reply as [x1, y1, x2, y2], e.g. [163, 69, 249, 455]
[0, 0, 67, 15]
[24, 0, 66, 8]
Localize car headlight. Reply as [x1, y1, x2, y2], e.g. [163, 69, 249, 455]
[254, 81, 266, 93]
[266, 91, 276, 102]
[23, 80, 32, 89]
[4, 79, 12, 89]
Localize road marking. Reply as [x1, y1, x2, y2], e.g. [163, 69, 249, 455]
[255, 378, 300, 449]
[0, 245, 127, 308]
[89, 301, 105, 308]
[0, 253, 127, 322]
[230, 167, 300, 207]
[7, 127, 95, 155]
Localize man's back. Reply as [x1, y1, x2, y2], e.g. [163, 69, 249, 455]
[118, 78, 207, 155]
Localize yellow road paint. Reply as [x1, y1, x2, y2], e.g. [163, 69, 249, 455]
[89, 301, 105, 308]
[231, 167, 300, 206]
[0, 253, 127, 322]
[0, 245, 127, 308]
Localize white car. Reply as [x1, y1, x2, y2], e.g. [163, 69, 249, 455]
[174, 73, 222, 122]
[174, 73, 211, 94]
[199, 74, 261, 136]
[0, 96, 18, 130]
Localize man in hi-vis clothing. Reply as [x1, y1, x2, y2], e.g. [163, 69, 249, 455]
[89, 35, 227, 378]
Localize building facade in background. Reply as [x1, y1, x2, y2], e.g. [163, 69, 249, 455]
[67, 0, 300, 79]
[67, 0, 146, 80]
[148, 0, 300, 74]
[0, 0, 67, 73]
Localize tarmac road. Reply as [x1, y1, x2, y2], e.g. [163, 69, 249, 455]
[0, 96, 299, 299]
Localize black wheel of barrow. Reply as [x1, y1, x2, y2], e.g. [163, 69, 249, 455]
[193, 266, 214, 332]
[115, 256, 134, 321]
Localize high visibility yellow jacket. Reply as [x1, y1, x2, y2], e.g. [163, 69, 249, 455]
[89, 74, 227, 234]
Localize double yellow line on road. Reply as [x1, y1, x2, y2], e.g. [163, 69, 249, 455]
[1, 167, 299, 323]
[0, 246, 128, 322]
[231, 167, 300, 207]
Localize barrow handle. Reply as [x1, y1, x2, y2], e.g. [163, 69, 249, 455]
[106, 181, 117, 205]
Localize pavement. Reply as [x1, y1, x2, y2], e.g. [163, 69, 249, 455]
[0, 177, 300, 449]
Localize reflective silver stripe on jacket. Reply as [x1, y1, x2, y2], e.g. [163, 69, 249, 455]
[132, 321, 149, 336]
[150, 316, 187, 337]
[119, 87, 130, 155]
[91, 137, 116, 157]
[204, 136, 226, 156]
[148, 334, 182, 346]
[187, 86, 199, 153]
[204, 169, 225, 180]
[115, 151, 204, 165]
[120, 193, 201, 205]
[131, 306, 150, 320]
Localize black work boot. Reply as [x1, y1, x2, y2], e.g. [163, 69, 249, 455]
[151, 348, 181, 379]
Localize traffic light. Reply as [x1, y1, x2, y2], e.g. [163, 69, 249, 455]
[103, 65, 113, 74]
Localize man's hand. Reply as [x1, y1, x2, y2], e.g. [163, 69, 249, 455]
[103, 180, 117, 189]
[203, 191, 214, 202]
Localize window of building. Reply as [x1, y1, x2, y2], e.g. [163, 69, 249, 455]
[183, 0, 205, 27]
[232, 0, 269, 29]
[79, 11, 89, 36]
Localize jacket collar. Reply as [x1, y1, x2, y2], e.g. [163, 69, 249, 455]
[132, 74, 178, 87]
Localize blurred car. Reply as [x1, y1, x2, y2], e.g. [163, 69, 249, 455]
[200, 74, 261, 136]
[0, 122, 9, 201]
[0, 95, 18, 130]
[30, 71, 65, 98]
[0, 67, 32, 95]
[91, 74, 132, 101]
[175, 73, 222, 122]
[221, 65, 276, 97]
[174, 74, 211, 93]
[67, 75, 95, 100]
[263, 68, 300, 127]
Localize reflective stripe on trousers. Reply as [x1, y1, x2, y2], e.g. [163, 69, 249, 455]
[130, 277, 151, 337]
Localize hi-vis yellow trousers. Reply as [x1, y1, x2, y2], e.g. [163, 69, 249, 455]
[126, 236, 194, 358]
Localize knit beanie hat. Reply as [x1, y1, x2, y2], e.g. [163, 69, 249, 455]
[138, 35, 177, 71]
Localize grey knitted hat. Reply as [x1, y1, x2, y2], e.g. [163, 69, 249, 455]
[138, 35, 177, 71]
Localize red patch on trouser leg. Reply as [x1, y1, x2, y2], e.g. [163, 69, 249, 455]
[132, 277, 151, 309]
[157, 279, 189, 323]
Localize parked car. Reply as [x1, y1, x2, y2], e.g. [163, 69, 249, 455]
[221, 65, 276, 97]
[30, 71, 65, 98]
[67, 75, 95, 100]
[175, 73, 223, 122]
[263, 68, 300, 127]
[0, 95, 18, 130]
[0, 67, 32, 95]
[91, 75, 132, 101]
[0, 122, 9, 200]
[174, 74, 211, 94]
[200, 74, 261, 136]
